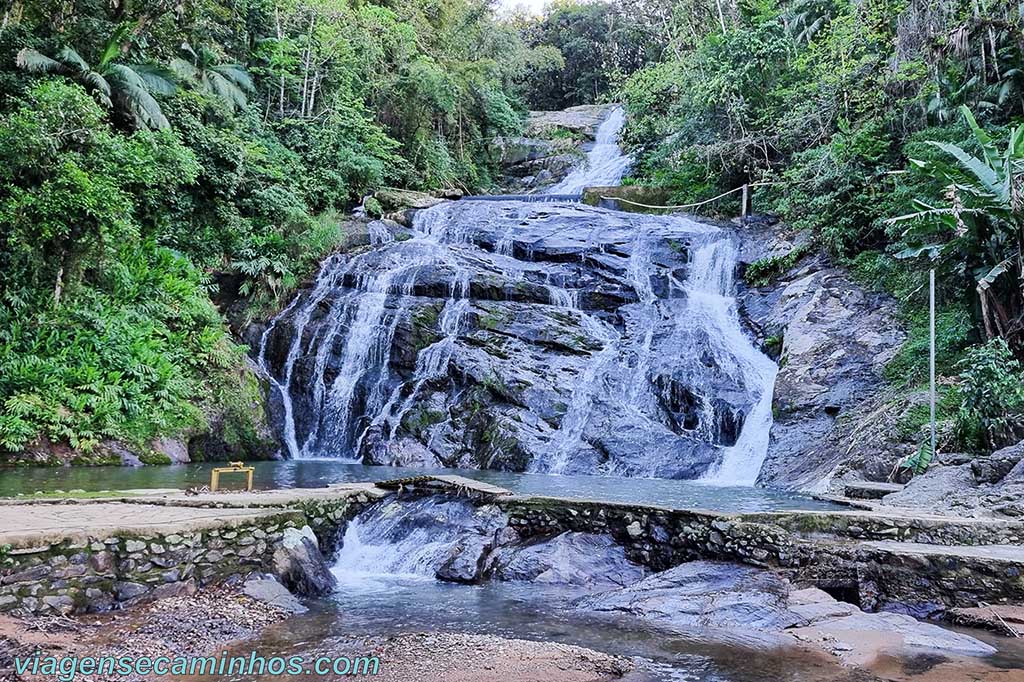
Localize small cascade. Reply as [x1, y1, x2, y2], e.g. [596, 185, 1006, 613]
[547, 108, 632, 196]
[258, 255, 349, 459]
[686, 239, 779, 486]
[332, 496, 506, 584]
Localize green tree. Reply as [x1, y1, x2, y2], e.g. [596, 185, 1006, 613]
[891, 106, 1024, 348]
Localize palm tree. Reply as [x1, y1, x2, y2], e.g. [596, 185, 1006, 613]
[16, 25, 175, 130]
[170, 43, 254, 111]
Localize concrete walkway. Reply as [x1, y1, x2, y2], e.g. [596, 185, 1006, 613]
[0, 503, 288, 547]
[0, 484, 381, 547]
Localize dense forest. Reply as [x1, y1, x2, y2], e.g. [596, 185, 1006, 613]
[1, 0, 1022, 467]
[0, 0, 538, 460]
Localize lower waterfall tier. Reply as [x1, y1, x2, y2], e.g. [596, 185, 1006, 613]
[259, 200, 777, 484]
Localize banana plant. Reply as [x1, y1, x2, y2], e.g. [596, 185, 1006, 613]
[16, 24, 175, 130]
[890, 105, 1024, 345]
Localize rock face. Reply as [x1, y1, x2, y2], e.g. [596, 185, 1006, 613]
[259, 200, 775, 480]
[736, 226, 906, 489]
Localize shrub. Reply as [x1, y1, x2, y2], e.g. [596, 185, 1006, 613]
[952, 339, 1024, 453]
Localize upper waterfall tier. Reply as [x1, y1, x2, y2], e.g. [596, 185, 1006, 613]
[258, 200, 778, 484]
[547, 107, 632, 195]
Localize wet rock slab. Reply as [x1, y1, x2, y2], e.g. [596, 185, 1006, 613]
[570, 561, 997, 664]
[573, 560, 796, 631]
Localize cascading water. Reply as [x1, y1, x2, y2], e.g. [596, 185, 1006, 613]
[686, 240, 780, 486]
[332, 496, 506, 586]
[260, 106, 779, 485]
[547, 107, 632, 195]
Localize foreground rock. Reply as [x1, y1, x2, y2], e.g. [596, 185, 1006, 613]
[787, 588, 997, 666]
[271, 526, 338, 596]
[572, 561, 997, 666]
[575, 561, 795, 633]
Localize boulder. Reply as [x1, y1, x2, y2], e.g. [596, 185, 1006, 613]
[242, 575, 308, 614]
[436, 535, 494, 584]
[375, 188, 445, 212]
[271, 526, 337, 597]
[574, 561, 797, 631]
[972, 441, 1024, 483]
[487, 532, 645, 589]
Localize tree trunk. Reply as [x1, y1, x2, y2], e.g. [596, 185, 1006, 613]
[275, 7, 286, 118]
[300, 11, 316, 118]
[53, 251, 66, 306]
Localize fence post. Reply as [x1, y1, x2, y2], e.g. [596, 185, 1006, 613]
[741, 184, 750, 218]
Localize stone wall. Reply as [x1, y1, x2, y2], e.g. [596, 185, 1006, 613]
[0, 492, 372, 617]
[503, 497, 797, 572]
[0, 511, 306, 616]
[498, 496, 1024, 613]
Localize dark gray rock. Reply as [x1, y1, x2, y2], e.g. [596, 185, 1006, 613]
[736, 228, 906, 489]
[487, 532, 645, 588]
[114, 581, 150, 602]
[973, 441, 1024, 483]
[574, 560, 797, 631]
[436, 535, 493, 584]
[271, 527, 337, 597]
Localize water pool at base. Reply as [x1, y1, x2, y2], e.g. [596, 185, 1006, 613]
[0, 460, 841, 513]
[202, 574, 1024, 682]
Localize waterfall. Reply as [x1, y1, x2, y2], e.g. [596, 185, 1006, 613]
[547, 107, 632, 196]
[260, 105, 779, 485]
[258, 209, 473, 460]
[686, 239, 779, 486]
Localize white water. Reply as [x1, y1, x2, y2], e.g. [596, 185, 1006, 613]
[687, 239, 779, 486]
[332, 497, 504, 587]
[258, 209, 474, 460]
[547, 107, 632, 195]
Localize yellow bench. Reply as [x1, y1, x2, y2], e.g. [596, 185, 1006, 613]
[210, 462, 255, 492]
